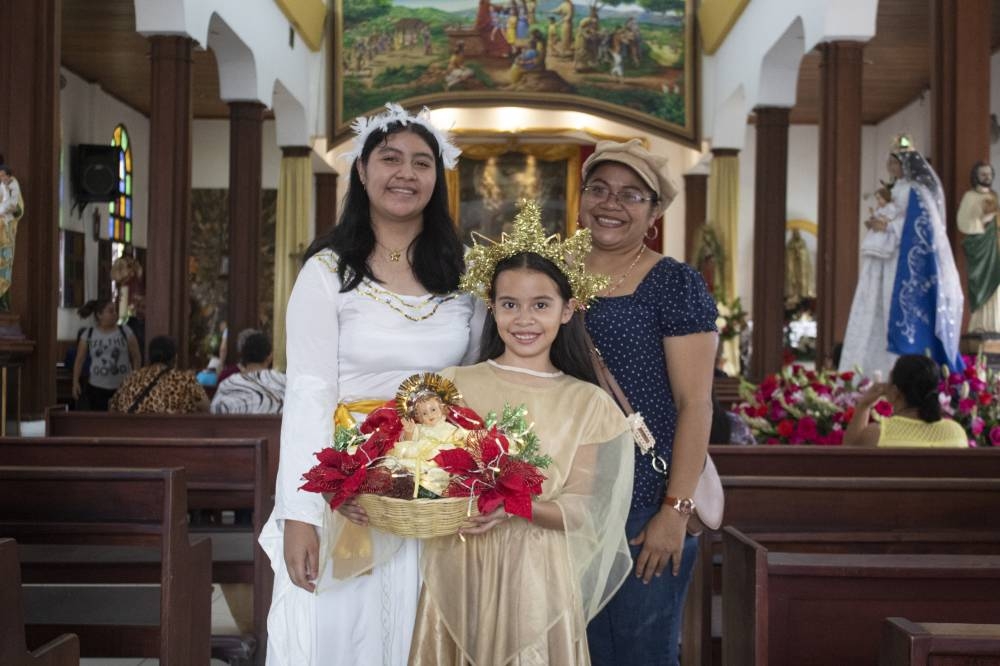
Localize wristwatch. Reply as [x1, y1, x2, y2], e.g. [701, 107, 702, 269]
[663, 496, 696, 516]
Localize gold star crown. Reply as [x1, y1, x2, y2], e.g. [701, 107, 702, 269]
[460, 200, 610, 309]
[890, 133, 916, 154]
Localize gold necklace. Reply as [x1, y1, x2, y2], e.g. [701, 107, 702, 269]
[601, 244, 646, 296]
[375, 239, 408, 263]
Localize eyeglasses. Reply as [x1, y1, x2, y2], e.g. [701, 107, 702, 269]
[582, 184, 656, 206]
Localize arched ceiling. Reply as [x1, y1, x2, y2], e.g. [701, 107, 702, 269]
[785, 0, 1000, 124]
[61, 0, 274, 118]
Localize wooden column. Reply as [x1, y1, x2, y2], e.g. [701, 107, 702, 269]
[931, 0, 990, 319]
[683, 171, 708, 264]
[227, 101, 265, 338]
[146, 36, 193, 368]
[315, 172, 339, 237]
[0, 0, 60, 415]
[751, 107, 790, 381]
[816, 41, 864, 366]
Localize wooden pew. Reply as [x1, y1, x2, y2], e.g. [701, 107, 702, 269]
[723, 527, 1000, 666]
[681, 476, 1000, 666]
[721, 476, 1000, 532]
[0, 466, 212, 665]
[44, 408, 283, 497]
[0, 435, 270, 665]
[0, 539, 79, 666]
[880, 617, 1000, 665]
[709, 445, 1000, 478]
[714, 376, 742, 410]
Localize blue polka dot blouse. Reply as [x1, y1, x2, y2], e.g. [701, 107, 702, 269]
[585, 257, 718, 511]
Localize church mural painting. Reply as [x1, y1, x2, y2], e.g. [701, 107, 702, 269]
[331, 0, 696, 144]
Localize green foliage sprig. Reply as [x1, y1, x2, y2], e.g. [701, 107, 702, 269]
[485, 403, 553, 469]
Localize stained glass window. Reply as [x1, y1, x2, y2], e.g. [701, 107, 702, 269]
[108, 124, 132, 244]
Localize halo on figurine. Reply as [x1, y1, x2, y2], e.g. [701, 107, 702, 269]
[395, 372, 462, 419]
[890, 133, 916, 155]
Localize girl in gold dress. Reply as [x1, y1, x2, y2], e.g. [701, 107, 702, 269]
[409, 203, 635, 665]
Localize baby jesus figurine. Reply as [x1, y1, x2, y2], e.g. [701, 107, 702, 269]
[860, 185, 900, 259]
[386, 381, 471, 498]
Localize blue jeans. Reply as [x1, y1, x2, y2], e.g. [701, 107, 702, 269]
[587, 504, 699, 666]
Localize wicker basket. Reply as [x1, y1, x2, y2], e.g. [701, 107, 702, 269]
[356, 494, 479, 538]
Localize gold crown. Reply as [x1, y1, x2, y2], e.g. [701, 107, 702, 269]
[890, 133, 915, 154]
[395, 372, 462, 419]
[460, 200, 610, 309]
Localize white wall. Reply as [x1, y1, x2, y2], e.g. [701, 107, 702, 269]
[58, 67, 151, 340]
[701, 0, 878, 148]
[191, 119, 281, 189]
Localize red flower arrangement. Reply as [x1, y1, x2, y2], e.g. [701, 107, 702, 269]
[937, 355, 999, 448]
[735, 364, 873, 445]
[300, 374, 551, 522]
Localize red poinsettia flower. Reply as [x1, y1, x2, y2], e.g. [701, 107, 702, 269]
[434, 448, 479, 477]
[300, 447, 370, 509]
[434, 427, 545, 519]
[476, 457, 546, 519]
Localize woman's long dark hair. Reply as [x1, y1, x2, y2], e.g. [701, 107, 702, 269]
[477, 252, 598, 385]
[78, 298, 112, 321]
[890, 354, 943, 423]
[304, 122, 464, 294]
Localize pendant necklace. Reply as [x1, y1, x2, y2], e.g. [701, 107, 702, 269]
[376, 239, 408, 263]
[602, 244, 646, 296]
[487, 359, 564, 379]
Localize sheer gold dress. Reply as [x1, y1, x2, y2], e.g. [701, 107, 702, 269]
[409, 363, 634, 665]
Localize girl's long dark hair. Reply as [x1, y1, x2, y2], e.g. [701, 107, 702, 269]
[304, 122, 464, 294]
[477, 252, 598, 385]
[890, 354, 943, 423]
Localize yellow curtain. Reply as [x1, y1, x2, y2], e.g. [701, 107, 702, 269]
[272, 153, 312, 372]
[447, 144, 580, 233]
[707, 151, 740, 374]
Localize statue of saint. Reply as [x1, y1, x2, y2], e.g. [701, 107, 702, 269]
[0, 165, 24, 311]
[957, 161, 1000, 333]
[784, 228, 815, 309]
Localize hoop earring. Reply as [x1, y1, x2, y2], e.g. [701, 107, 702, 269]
[645, 224, 659, 241]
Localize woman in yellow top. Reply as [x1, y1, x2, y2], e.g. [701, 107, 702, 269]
[844, 354, 968, 448]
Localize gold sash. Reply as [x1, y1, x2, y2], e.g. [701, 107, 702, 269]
[322, 397, 390, 583]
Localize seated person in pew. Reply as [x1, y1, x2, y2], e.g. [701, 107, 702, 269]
[210, 329, 286, 414]
[709, 392, 755, 445]
[110, 335, 210, 414]
[844, 354, 968, 448]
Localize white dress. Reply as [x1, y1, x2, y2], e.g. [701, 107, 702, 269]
[258, 249, 484, 666]
[840, 182, 910, 380]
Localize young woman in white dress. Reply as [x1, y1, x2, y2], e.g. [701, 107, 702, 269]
[258, 104, 484, 666]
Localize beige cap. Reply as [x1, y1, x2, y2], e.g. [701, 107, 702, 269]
[582, 138, 679, 205]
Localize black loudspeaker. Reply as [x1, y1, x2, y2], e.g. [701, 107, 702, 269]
[72, 144, 120, 205]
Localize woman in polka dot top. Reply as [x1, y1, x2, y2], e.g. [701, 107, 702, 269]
[580, 139, 718, 666]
